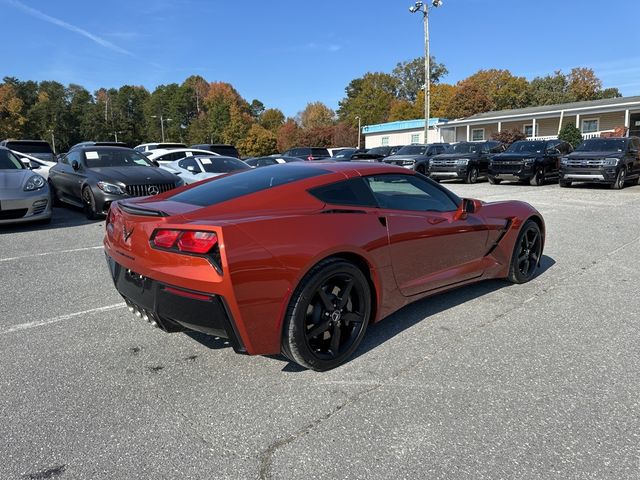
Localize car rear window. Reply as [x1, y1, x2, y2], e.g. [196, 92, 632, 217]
[198, 156, 250, 173]
[169, 165, 330, 207]
[5, 141, 53, 154]
[311, 148, 330, 157]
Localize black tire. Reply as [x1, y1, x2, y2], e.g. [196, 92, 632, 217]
[488, 176, 501, 185]
[631, 177, 640, 186]
[507, 220, 543, 284]
[282, 258, 372, 371]
[48, 180, 61, 207]
[611, 168, 626, 190]
[559, 180, 572, 188]
[82, 186, 99, 220]
[464, 166, 479, 184]
[416, 165, 427, 175]
[530, 167, 545, 186]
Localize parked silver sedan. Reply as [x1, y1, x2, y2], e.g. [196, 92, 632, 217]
[0, 147, 52, 225]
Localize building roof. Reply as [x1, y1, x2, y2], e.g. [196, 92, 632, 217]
[362, 118, 446, 134]
[439, 96, 640, 127]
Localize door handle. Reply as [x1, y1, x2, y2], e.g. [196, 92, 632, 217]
[426, 216, 446, 225]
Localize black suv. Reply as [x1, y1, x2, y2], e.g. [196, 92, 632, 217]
[282, 147, 331, 161]
[366, 145, 404, 157]
[428, 141, 505, 183]
[383, 143, 449, 173]
[191, 144, 240, 158]
[0, 139, 56, 162]
[559, 137, 640, 189]
[488, 139, 572, 186]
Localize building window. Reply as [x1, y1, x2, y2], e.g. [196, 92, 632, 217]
[523, 124, 539, 138]
[582, 118, 599, 133]
[381, 136, 389, 146]
[410, 134, 420, 144]
[471, 128, 485, 141]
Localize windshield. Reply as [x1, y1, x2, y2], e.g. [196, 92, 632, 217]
[366, 147, 390, 155]
[335, 149, 356, 158]
[198, 156, 250, 173]
[84, 149, 153, 168]
[0, 150, 26, 170]
[575, 139, 627, 153]
[396, 145, 427, 155]
[447, 143, 480, 154]
[5, 141, 53, 154]
[506, 141, 546, 154]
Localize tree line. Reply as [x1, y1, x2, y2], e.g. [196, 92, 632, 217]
[0, 60, 620, 155]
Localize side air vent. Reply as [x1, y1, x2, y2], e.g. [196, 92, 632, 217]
[120, 204, 168, 217]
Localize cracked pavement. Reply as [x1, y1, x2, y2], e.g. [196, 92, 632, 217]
[1, 181, 639, 479]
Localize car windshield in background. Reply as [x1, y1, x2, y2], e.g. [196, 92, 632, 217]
[575, 139, 627, 152]
[84, 149, 153, 168]
[169, 165, 329, 207]
[5, 141, 53, 154]
[335, 149, 357, 158]
[396, 145, 427, 155]
[448, 143, 480, 154]
[506, 141, 546, 154]
[198, 156, 250, 173]
[311, 148, 330, 157]
[366, 147, 389, 155]
[0, 150, 25, 169]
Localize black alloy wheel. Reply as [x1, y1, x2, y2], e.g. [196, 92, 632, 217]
[611, 167, 626, 190]
[82, 186, 99, 220]
[507, 220, 543, 284]
[530, 167, 545, 186]
[282, 259, 371, 371]
[488, 176, 501, 185]
[417, 165, 427, 175]
[465, 166, 479, 184]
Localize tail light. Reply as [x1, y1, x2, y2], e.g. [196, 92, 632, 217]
[150, 229, 222, 272]
[307, 155, 313, 161]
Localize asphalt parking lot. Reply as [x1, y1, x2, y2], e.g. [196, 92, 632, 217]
[1, 181, 639, 480]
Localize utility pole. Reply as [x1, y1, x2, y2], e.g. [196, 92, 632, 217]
[355, 116, 361, 149]
[423, 3, 430, 144]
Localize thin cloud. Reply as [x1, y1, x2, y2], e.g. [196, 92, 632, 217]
[4, 0, 133, 56]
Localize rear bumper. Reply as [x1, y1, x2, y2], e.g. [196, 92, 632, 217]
[106, 254, 246, 353]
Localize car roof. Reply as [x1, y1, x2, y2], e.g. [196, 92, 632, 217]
[147, 148, 215, 156]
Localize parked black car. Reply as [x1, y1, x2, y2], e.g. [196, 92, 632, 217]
[49, 146, 183, 219]
[428, 141, 505, 183]
[190, 144, 240, 158]
[0, 139, 56, 162]
[244, 156, 302, 167]
[383, 143, 449, 173]
[488, 139, 572, 186]
[282, 147, 331, 161]
[366, 145, 404, 157]
[559, 137, 640, 189]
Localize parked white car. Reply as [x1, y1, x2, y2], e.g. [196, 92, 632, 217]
[160, 155, 250, 184]
[12, 150, 56, 180]
[145, 148, 215, 164]
[133, 142, 186, 153]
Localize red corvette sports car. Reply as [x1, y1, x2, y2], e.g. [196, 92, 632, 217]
[104, 162, 545, 370]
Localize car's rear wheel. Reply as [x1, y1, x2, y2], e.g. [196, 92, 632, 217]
[465, 166, 479, 184]
[507, 220, 543, 284]
[416, 165, 427, 175]
[282, 258, 371, 371]
[611, 168, 626, 190]
[530, 168, 545, 186]
[488, 176, 501, 185]
[82, 186, 99, 220]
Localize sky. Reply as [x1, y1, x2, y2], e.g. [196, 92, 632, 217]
[2, 0, 640, 118]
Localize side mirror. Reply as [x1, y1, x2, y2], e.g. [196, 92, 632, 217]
[71, 160, 80, 171]
[629, 148, 638, 155]
[455, 198, 482, 220]
[186, 165, 196, 172]
[30, 163, 41, 170]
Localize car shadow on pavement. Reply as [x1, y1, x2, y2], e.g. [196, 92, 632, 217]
[0, 206, 101, 234]
[277, 254, 556, 372]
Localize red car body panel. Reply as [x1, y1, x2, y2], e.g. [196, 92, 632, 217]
[104, 162, 544, 356]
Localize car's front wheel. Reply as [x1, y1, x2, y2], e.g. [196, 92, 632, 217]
[530, 167, 545, 186]
[465, 166, 479, 184]
[282, 258, 372, 371]
[611, 168, 626, 190]
[82, 186, 99, 220]
[507, 220, 543, 284]
[488, 176, 501, 185]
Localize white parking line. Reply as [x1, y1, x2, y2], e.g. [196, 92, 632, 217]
[0, 245, 103, 263]
[0, 303, 126, 335]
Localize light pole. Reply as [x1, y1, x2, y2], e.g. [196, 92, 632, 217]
[355, 116, 361, 149]
[114, 131, 125, 142]
[409, 0, 443, 144]
[151, 114, 172, 142]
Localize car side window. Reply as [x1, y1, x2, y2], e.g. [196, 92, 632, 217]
[66, 151, 81, 166]
[308, 178, 377, 207]
[364, 174, 458, 212]
[179, 157, 201, 172]
[258, 158, 276, 167]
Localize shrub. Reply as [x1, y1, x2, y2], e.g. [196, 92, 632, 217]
[558, 123, 583, 148]
[491, 128, 526, 146]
